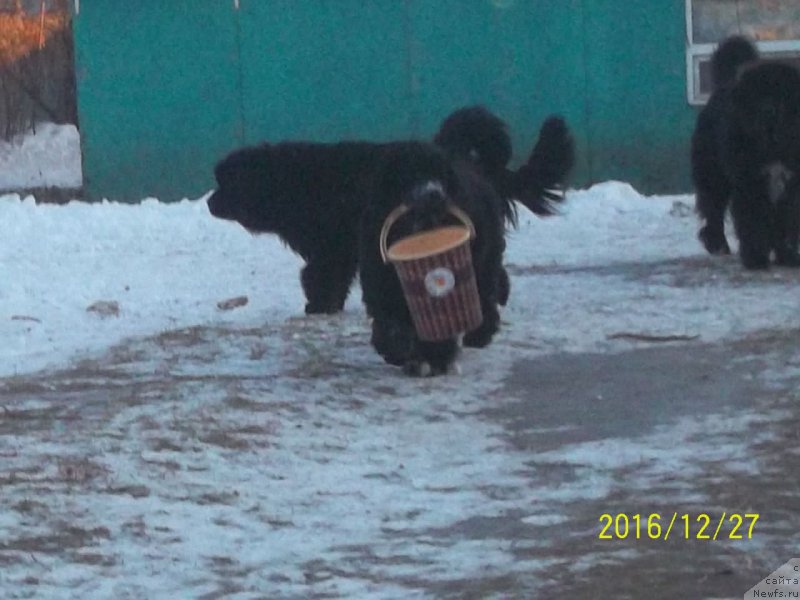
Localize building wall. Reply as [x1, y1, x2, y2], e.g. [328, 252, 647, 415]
[73, 0, 697, 202]
[582, 1, 696, 194]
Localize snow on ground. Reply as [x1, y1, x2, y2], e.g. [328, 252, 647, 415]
[0, 123, 82, 190]
[1, 192, 306, 377]
[1, 181, 799, 597]
[1, 180, 797, 377]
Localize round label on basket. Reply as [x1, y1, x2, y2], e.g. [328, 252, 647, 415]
[424, 267, 456, 298]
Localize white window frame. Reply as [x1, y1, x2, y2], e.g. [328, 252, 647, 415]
[685, 0, 800, 105]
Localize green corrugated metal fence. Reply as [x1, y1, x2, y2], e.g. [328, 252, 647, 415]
[73, 0, 695, 201]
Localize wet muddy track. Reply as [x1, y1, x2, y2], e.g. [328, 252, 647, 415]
[0, 318, 797, 598]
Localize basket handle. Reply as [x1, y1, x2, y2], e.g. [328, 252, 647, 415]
[379, 203, 475, 263]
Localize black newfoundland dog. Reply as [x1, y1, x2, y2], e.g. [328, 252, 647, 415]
[692, 35, 800, 269]
[358, 141, 510, 376]
[207, 107, 573, 313]
[208, 141, 379, 314]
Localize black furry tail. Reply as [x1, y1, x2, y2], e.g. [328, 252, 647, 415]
[512, 116, 575, 216]
[711, 35, 758, 90]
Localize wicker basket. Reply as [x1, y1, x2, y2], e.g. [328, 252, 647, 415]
[380, 204, 483, 341]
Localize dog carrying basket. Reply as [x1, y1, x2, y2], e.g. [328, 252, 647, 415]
[380, 204, 483, 342]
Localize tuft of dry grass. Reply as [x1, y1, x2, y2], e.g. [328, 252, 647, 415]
[0, 5, 67, 66]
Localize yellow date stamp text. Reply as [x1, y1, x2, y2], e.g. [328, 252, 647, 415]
[598, 512, 759, 540]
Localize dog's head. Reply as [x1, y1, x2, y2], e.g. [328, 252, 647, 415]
[371, 142, 464, 239]
[434, 106, 512, 183]
[207, 145, 278, 232]
[732, 61, 800, 157]
[711, 35, 759, 90]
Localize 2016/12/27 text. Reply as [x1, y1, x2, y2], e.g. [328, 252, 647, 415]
[598, 512, 759, 540]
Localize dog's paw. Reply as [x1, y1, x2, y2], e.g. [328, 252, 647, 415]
[304, 302, 342, 315]
[463, 327, 492, 348]
[463, 313, 499, 348]
[774, 249, 800, 267]
[401, 359, 455, 377]
[698, 226, 731, 255]
[740, 250, 771, 270]
[372, 320, 416, 366]
[402, 360, 434, 377]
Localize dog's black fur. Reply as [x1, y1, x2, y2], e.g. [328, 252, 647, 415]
[435, 107, 574, 218]
[358, 142, 508, 376]
[208, 141, 378, 314]
[692, 35, 800, 269]
[208, 107, 574, 313]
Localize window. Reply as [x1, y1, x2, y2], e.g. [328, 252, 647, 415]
[686, 0, 800, 104]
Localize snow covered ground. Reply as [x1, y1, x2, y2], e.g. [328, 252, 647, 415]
[0, 123, 82, 191]
[2, 181, 799, 378]
[1, 132, 799, 597]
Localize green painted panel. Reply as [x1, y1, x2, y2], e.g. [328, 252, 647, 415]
[581, 0, 696, 192]
[408, 0, 590, 180]
[238, 0, 412, 143]
[72, 1, 700, 200]
[74, 1, 241, 201]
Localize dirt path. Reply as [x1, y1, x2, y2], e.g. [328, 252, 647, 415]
[492, 331, 800, 599]
[1, 313, 797, 598]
